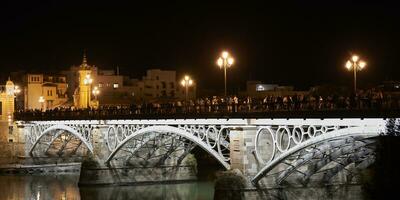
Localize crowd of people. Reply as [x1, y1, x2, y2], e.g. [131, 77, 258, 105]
[14, 90, 400, 120]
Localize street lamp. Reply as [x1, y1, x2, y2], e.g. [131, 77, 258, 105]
[38, 96, 45, 111]
[181, 75, 194, 111]
[84, 74, 93, 108]
[92, 86, 100, 100]
[14, 85, 21, 111]
[217, 51, 234, 96]
[346, 54, 366, 94]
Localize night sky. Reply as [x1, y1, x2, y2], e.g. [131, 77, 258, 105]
[1, 1, 399, 91]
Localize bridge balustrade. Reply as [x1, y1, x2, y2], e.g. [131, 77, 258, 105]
[14, 95, 400, 121]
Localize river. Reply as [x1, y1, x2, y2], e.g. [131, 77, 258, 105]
[0, 174, 214, 200]
[0, 174, 376, 200]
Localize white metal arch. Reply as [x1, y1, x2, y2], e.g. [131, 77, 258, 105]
[29, 124, 94, 155]
[105, 125, 230, 169]
[251, 126, 380, 184]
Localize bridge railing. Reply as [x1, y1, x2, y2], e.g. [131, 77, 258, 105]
[14, 103, 400, 121]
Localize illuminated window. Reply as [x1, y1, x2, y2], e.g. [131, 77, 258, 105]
[113, 83, 119, 89]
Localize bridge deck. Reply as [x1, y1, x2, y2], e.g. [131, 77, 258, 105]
[15, 109, 400, 121]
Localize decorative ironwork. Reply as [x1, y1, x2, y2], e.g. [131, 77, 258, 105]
[251, 118, 386, 185]
[105, 124, 231, 169]
[27, 123, 94, 156]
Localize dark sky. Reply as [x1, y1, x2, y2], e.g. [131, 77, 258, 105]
[1, 1, 399, 91]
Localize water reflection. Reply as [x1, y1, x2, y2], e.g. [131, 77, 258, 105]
[0, 175, 371, 200]
[0, 175, 215, 200]
[258, 185, 366, 200]
[0, 175, 80, 200]
[80, 182, 214, 200]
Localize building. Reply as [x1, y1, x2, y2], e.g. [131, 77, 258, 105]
[24, 74, 68, 110]
[0, 79, 16, 122]
[62, 53, 196, 106]
[141, 69, 176, 100]
[241, 80, 306, 97]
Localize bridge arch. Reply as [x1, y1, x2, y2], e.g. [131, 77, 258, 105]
[29, 124, 94, 155]
[105, 125, 230, 169]
[252, 126, 380, 184]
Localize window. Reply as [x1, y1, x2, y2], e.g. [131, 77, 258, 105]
[170, 82, 174, 89]
[156, 76, 159, 80]
[113, 83, 119, 89]
[156, 85, 159, 89]
[162, 82, 166, 89]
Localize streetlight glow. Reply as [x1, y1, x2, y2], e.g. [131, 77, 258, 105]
[346, 54, 367, 94]
[92, 86, 100, 95]
[359, 61, 366, 69]
[222, 51, 229, 59]
[217, 58, 223, 68]
[14, 85, 21, 94]
[228, 58, 234, 66]
[217, 50, 235, 96]
[352, 55, 359, 62]
[346, 61, 352, 70]
[92, 86, 100, 101]
[180, 75, 194, 112]
[38, 96, 45, 103]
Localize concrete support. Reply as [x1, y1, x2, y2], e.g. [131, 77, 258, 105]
[229, 127, 258, 176]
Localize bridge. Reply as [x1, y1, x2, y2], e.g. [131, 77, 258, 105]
[16, 111, 392, 187]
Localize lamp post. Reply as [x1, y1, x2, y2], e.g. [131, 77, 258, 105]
[84, 74, 93, 108]
[14, 85, 21, 111]
[181, 75, 193, 112]
[346, 54, 366, 95]
[92, 86, 100, 100]
[38, 96, 45, 111]
[217, 51, 234, 97]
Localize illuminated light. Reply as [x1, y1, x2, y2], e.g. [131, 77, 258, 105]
[345, 61, 352, 70]
[14, 85, 21, 94]
[228, 57, 234, 66]
[352, 55, 359, 62]
[185, 75, 189, 81]
[38, 96, 45, 103]
[92, 87, 100, 95]
[359, 61, 366, 69]
[217, 58, 223, 67]
[181, 80, 186, 86]
[222, 51, 229, 59]
[188, 79, 193, 86]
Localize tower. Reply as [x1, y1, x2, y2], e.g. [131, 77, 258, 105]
[1, 78, 15, 121]
[76, 52, 93, 109]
